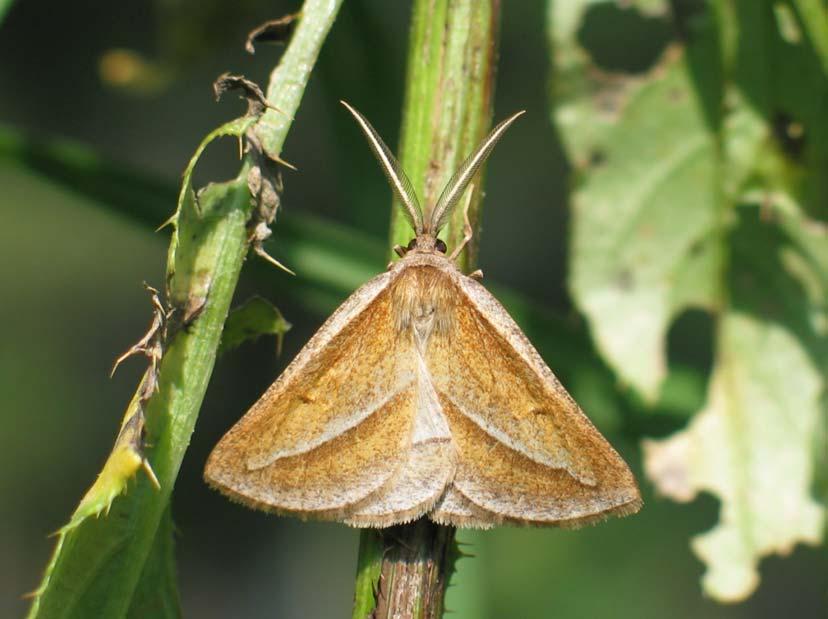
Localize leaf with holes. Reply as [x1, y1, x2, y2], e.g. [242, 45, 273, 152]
[550, 0, 719, 400]
[549, 0, 828, 603]
[644, 208, 826, 602]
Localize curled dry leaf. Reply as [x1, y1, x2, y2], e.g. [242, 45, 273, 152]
[245, 12, 302, 54]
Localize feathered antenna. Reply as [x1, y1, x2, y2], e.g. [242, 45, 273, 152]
[341, 101, 425, 235]
[427, 110, 525, 234]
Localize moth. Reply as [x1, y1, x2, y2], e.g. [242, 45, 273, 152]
[205, 102, 642, 528]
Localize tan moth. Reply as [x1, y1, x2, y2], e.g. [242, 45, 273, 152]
[204, 102, 642, 528]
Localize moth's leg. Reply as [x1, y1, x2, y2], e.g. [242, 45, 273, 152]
[468, 269, 484, 281]
[449, 184, 475, 262]
[386, 244, 408, 270]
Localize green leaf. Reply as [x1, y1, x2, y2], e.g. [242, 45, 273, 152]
[550, 2, 719, 400]
[792, 0, 828, 76]
[126, 507, 181, 619]
[57, 389, 157, 533]
[167, 171, 251, 322]
[27, 166, 253, 619]
[219, 296, 292, 356]
[549, 0, 827, 603]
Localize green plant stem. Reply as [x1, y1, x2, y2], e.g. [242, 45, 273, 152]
[27, 2, 342, 617]
[352, 1, 501, 617]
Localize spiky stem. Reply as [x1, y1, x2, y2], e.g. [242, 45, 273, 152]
[26, 2, 343, 617]
[352, 1, 501, 617]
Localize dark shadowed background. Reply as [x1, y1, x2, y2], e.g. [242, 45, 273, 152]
[1, 1, 825, 617]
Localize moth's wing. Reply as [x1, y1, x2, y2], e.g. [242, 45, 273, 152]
[343, 439, 455, 527]
[344, 358, 456, 527]
[427, 276, 641, 527]
[205, 271, 419, 519]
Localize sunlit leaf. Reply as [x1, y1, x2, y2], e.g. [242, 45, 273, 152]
[549, 0, 827, 603]
[792, 0, 828, 76]
[0, 0, 14, 25]
[550, 0, 718, 400]
[644, 208, 826, 602]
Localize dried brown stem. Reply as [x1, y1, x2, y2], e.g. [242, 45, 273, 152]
[371, 522, 456, 619]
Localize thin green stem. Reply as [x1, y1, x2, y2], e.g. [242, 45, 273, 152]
[352, 1, 501, 618]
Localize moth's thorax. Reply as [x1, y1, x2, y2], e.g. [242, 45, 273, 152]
[390, 262, 457, 349]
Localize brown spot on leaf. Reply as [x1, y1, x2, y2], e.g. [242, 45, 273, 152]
[615, 268, 634, 291]
[589, 149, 607, 168]
[772, 111, 806, 161]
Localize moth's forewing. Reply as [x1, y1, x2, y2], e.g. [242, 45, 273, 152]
[427, 274, 641, 527]
[207, 389, 416, 518]
[205, 272, 419, 519]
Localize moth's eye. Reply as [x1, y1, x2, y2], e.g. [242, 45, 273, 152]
[435, 239, 448, 253]
[407, 238, 418, 250]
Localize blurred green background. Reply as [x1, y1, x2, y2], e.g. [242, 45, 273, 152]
[1, 1, 825, 617]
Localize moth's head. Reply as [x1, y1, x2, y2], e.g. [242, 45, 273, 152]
[341, 101, 524, 254]
[404, 234, 447, 256]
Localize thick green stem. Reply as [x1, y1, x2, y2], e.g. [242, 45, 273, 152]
[27, 2, 342, 617]
[389, 0, 501, 271]
[352, 1, 501, 618]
